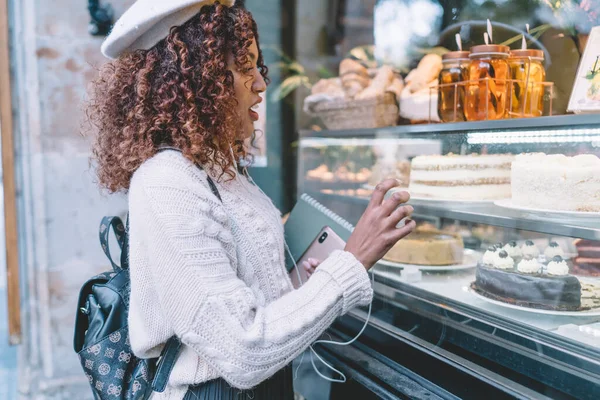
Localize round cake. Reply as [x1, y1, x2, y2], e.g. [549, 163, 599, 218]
[511, 153, 600, 212]
[383, 227, 464, 266]
[369, 160, 411, 188]
[472, 253, 584, 311]
[408, 153, 514, 200]
[573, 239, 600, 277]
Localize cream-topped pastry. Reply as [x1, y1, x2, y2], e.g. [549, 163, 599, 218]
[517, 258, 541, 274]
[482, 246, 498, 266]
[547, 256, 570, 276]
[503, 241, 522, 260]
[544, 241, 565, 260]
[493, 250, 514, 270]
[521, 240, 540, 259]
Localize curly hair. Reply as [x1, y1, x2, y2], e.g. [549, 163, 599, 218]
[86, 3, 269, 193]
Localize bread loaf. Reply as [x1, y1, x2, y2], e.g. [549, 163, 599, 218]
[311, 77, 344, 97]
[356, 65, 395, 99]
[339, 59, 369, 77]
[340, 59, 370, 98]
[405, 54, 443, 93]
[385, 77, 405, 100]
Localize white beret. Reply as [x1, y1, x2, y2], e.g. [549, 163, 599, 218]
[101, 0, 236, 59]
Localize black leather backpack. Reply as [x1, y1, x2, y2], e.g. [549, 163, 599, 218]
[73, 151, 223, 399]
[73, 215, 181, 399]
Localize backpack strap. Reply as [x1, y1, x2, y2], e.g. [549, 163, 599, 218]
[99, 216, 127, 273]
[157, 146, 222, 201]
[151, 336, 183, 393]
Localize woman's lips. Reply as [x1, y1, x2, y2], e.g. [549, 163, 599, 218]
[249, 108, 259, 121]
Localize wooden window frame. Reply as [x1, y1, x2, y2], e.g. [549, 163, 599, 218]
[0, 0, 21, 345]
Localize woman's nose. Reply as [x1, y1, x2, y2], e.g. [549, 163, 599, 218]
[253, 70, 267, 93]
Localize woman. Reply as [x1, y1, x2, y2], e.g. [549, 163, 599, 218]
[88, 1, 415, 399]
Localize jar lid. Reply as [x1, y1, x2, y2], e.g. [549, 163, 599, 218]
[469, 44, 510, 57]
[442, 51, 470, 61]
[509, 49, 544, 60]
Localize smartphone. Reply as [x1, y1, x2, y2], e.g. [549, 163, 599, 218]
[289, 226, 346, 288]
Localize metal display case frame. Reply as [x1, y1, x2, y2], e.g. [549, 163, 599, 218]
[295, 115, 600, 400]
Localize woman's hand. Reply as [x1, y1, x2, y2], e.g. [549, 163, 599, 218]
[302, 258, 320, 279]
[345, 179, 416, 270]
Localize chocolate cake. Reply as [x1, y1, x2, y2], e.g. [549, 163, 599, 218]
[573, 239, 600, 277]
[472, 266, 583, 311]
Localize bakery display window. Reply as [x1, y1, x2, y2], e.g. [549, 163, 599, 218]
[295, 115, 600, 399]
[292, 1, 598, 132]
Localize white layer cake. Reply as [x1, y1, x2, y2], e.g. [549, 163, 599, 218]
[511, 153, 600, 212]
[409, 154, 514, 200]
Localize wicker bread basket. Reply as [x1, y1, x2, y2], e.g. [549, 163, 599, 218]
[309, 93, 399, 130]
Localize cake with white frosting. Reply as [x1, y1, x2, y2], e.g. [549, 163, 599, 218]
[511, 153, 600, 212]
[409, 153, 514, 200]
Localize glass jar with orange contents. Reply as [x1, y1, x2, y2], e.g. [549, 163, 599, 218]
[508, 49, 546, 118]
[437, 51, 470, 122]
[465, 44, 510, 121]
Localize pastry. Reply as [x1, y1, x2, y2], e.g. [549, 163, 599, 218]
[503, 241, 523, 261]
[521, 240, 540, 259]
[408, 154, 514, 200]
[385, 77, 405, 100]
[547, 255, 570, 276]
[544, 241, 565, 260]
[482, 246, 498, 267]
[492, 250, 514, 270]
[339, 59, 369, 77]
[340, 59, 370, 98]
[517, 258, 541, 274]
[306, 164, 329, 180]
[311, 77, 344, 97]
[405, 54, 443, 94]
[356, 65, 395, 99]
[383, 226, 464, 266]
[398, 80, 440, 122]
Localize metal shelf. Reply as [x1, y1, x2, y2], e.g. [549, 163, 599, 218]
[299, 114, 600, 138]
[413, 201, 600, 241]
[316, 192, 600, 241]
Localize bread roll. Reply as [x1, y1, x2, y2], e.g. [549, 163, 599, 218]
[339, 59, 369, 78]
[341, 72, 370, 88]
[341, 73, 370, 98]
[385, 77, 405, 100]
[405, 54, 443, 93]
[356, 65, 395, 99]
[311, 77, 344, 96]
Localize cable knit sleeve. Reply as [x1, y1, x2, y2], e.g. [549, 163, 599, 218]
[129, 166, 373, 390]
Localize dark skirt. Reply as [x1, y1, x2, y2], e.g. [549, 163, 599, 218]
[183, 365, 294, 400]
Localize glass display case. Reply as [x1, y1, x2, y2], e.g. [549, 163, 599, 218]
[294, 115, 600, 399]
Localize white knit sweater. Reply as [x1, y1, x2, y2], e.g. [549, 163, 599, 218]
[128, 150, 373, 399]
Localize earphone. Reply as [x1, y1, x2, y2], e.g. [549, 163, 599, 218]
[286, 242, 375, 383]
[229, 146, 375, 384]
